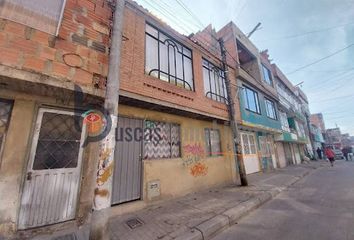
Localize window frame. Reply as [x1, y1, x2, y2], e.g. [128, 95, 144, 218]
[143, 120, 181, 160]
[204, 128, 222, 157]
[241, 132, 257, 155]
[243, 86, 261, 114]
[261, 64, 273, 86]
[0, 99, 14, 168]
[265, 98, 277, 120]
[202, 58, 228, 103]
[145, 23, 195, 91]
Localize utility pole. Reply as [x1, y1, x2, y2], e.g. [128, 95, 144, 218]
[91, 0, 125, 239]
[218, 38, 248, 186]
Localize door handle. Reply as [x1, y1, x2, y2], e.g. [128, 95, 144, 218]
[26, 172, 32, 181]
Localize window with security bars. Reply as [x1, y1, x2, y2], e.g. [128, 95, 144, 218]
[0, 99, 13, 166]
[203, 59, 228, 103]
[143, 120, 180, 159]
[205, 129, 222, 156]
[32, 111, 83, 170]
[145, 23, 194, 91]
[0, 0, 66, 35]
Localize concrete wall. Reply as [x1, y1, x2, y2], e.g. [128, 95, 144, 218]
[118, 105, 238, 201]
[0, 90, 99, 238]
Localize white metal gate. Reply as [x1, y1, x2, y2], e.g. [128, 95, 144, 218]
[18, 108, 85, 229]
[240, 132, 260, 174]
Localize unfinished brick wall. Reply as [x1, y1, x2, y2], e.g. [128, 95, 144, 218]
[0, 0, 113, 90]
[120, 2, 231, 120]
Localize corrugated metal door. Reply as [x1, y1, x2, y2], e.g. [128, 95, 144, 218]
[112, 117, 143, 205]
[18, 108, 85, 229]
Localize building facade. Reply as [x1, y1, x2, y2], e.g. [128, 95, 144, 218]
[217, 24, 282, 174]
[0, 0, 314, 238]
[271, 63, 309, 166]
[0, 0, 241, 238]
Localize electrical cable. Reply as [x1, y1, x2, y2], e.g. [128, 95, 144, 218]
[286, 43, 354, 75]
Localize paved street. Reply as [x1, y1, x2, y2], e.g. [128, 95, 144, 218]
[213, 161, 354, 240]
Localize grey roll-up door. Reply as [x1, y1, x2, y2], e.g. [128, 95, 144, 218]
[112, 117, 143, 205]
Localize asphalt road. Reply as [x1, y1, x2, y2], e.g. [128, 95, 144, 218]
[213, 161, 354, 240]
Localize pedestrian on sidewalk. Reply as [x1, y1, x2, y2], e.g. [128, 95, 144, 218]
[325, 147, 335, 167]
[316, 147, 322, 160]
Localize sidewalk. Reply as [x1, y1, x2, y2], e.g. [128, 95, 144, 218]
[108, 161, 327, 240]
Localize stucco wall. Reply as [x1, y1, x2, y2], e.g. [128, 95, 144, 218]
[118, 105, 238, 201]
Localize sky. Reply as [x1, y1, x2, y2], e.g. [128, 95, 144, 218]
[134, 0, 354, 135]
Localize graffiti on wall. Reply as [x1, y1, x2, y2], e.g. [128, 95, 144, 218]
[182, 143, 208, 177]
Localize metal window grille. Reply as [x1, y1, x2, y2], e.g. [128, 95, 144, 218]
[143, 120, 181, 159]
[205, 129, 222, 156]
[145, 23, 194, 91]
[32, 112, 83, 170]
[202, 59, 228, 103]
[0, 99, 13, 166]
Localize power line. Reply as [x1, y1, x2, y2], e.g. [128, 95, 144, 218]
[310, 94, 354, 104]
[287, 43, 354, 75]
[259, 22, 354, 42]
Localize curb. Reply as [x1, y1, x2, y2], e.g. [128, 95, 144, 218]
[171, 166, 319, 240]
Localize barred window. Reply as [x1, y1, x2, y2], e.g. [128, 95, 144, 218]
[0, 99, 13, 167]
[205, 129, 221, 156]
[143, 120, 180, 159]
[145, 24, 194, 91]
[203, 59, 228, 103]
[0, 0, 66, 35]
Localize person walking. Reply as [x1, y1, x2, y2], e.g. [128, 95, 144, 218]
[325, 147, 335, 167]
[316, 147, 322, 160]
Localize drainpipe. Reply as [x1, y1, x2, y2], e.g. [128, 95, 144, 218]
[91, 0, 125, 239]
[219, 38, 248, 186]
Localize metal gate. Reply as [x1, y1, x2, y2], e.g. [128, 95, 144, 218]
[240, 132, 260, 174]
[112, 117, 143, 205]
[284, 142, 293, 165]
[18, 108, 85, 229]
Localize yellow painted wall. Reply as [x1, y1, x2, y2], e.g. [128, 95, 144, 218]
[118, 105, 239, 201]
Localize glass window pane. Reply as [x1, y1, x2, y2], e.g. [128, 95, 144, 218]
[144, 121, 171, 159]
[210, 130, 221, 155]
[241, 134, 250, 155]
[249, 135, 256, 154]
[146, 24, 158, 38]
[32, 112, 82, 170]
[145, 35, 158, 77]
[203, 67, 211, 97]
[159, 43, 168, 73]
[205, 129, 211, 156]
[183, 58, 193, 90]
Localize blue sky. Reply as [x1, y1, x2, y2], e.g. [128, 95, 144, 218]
[135, 0, 354, 135]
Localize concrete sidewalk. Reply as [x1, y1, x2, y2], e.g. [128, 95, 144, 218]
[108, 161, 327, 240]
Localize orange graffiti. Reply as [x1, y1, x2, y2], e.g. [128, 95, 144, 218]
[190, 162, 208, 177]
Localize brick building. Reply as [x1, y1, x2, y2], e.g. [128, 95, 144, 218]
[0, 0, 239, 238]
[0, 0, 313, 238]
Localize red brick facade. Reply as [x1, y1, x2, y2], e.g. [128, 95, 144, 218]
[0, 0, 113, 89]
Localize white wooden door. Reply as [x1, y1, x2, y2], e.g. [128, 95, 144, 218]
[18, 108, 85, 229]
[240, 132, 260, 174]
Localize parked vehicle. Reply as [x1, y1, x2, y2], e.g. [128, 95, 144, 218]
[333, 149, 344, 160]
